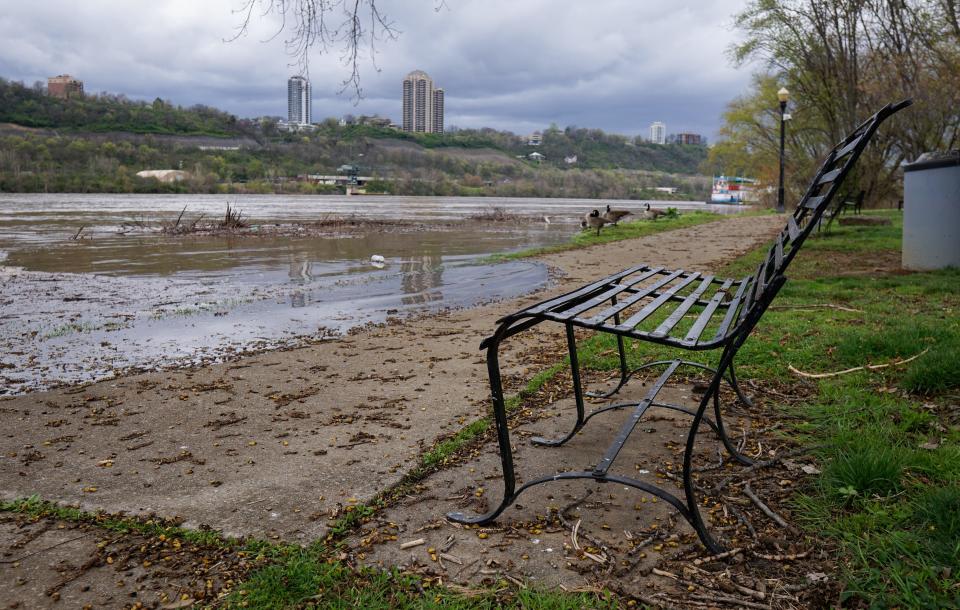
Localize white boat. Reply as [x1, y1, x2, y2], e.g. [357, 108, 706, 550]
[711, 175, 757, 204]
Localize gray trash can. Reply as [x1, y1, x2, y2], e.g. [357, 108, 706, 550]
[902, 151, 960, 270]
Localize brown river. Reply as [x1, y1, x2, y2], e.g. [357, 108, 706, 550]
[0, 193, 744, 394]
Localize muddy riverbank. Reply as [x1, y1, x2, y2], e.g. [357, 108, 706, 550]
[0, 213, 786, 608]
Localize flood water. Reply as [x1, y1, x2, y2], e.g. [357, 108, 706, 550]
[0, 193, 743, 394]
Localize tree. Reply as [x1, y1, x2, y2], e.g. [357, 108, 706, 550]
[230, 0, 408, 99]
[717, 0, 960, 206]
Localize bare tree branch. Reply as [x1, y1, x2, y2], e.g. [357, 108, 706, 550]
[228, 0, 408, 101]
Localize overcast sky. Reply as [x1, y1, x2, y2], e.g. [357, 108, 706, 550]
[0, 0, 758, 138]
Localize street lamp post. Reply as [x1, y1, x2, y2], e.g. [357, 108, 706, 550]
[777, 87, 790, 213]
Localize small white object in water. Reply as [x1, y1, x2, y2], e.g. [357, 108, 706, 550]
[370, 254, 386, 269]
[542, 215, 550, 224]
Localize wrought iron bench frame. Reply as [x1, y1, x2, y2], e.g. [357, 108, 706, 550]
[447, 100, 911, 553]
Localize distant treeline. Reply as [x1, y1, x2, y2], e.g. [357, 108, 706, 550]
[0, 77, 710, 197]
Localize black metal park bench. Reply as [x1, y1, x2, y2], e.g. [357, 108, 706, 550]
[447, 100, 911, 553]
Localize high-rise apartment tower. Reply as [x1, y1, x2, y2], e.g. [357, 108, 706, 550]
[650, 121, 666, 145]
[402, 70, 444, 134]
[287, 76, 312, 125]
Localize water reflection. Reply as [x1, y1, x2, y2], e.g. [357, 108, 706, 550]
[401, 254, 444, 305]
[287, 255, 314, 282]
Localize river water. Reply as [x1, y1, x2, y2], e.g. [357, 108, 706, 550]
[0, 193, 743, 394]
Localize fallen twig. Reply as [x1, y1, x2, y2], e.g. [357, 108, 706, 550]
[788, 348, 929, 379]
[769, 303, 863, 313]
[399, 538, 425, 550]
[0, 532, 92, 564]
[71, 226, 85, 240]
[689, 592, 772, 609]
[750, 549, 810, 561]
[692, 547, 743, 566]
[743, 482, 796, 532]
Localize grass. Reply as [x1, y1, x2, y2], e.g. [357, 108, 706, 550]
[223, 548, 616, 610]
[571, 209, 960, 606]
[488, 210, 722, 261]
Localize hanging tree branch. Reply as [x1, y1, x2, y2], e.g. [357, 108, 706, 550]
[227, 0, 401, 101]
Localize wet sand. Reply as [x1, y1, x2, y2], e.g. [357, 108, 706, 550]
[0, 214, 787, 607]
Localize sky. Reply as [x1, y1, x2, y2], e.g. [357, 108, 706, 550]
[0, 0, 759, 139]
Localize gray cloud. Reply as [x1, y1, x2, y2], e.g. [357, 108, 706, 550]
[0, 0, 757, 138]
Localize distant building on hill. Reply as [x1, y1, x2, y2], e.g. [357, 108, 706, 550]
[649, 121, 666, 145]
[402, 70, 444, 134]
[672, 132, 704, 145]
[47, 74, 84, 99]
[287, 76, 312, 125]
[527, 131, 543, 146]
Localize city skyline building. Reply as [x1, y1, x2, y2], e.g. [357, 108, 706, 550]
[673, 132, 703, 145]
[287, 76, 312, 125]
[47, 74, 84, 99]
[650, 121, 666, 145]
[402, 70, 444, 134]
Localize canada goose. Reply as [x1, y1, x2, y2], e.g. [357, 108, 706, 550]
[643, 202, 666, 220]
[580, 209, 607, 235]
[602, 204, 631, 225]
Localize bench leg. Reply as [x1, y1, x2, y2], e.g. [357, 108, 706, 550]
[682, 359, 744, 553]
[531, 323, 587, 447]
[446, 334, 517, 525]
[727, 362, 754, 408]
[711, 383, 754, 466]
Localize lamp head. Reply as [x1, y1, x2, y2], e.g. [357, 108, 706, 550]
[777, 87, 790, 103]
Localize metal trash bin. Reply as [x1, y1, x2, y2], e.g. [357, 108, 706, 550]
[902, 151, 960, 270]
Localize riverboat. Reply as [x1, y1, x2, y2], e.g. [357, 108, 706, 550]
[710, 175, 757, 204]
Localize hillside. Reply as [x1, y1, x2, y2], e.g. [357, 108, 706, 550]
[0, 77, 711, 198]
[0, 78, 250, 137]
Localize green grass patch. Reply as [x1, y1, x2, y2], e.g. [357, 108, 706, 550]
[223, 548, 616, 609]
[567, 209, 959, 605]
[489, 210, 722, 261]
[572, 209, 959, 606]
[1, 495, 233, 549]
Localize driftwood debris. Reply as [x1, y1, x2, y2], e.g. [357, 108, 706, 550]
[788, 347, 929, 379]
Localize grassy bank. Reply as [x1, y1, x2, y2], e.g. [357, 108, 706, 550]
[490, 209, 722, 262]
[577, 210, 960, 606]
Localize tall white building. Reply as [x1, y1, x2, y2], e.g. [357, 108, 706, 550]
[650, 121, 666, 145]
[287, 76, 312, 125]
[402, 70, 444, 134]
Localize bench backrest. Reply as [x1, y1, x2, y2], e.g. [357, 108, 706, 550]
[737, 99, 912, 323]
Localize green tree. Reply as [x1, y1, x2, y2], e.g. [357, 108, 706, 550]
[719, 0, 960, 207]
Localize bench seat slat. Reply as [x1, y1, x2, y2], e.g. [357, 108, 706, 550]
[549, 267, 665, 321]
[651, 275, 717, 338]
[710, 277, 752, 343]
[682, 278, 735, 345]
[524, 265, 650, 316]
[582, 269, 685, 324]
[615, 272, 702, 331]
